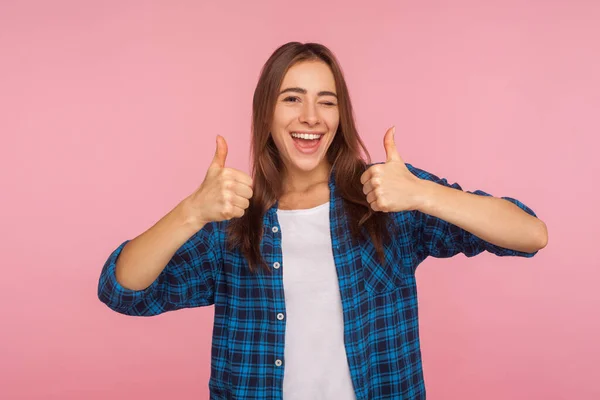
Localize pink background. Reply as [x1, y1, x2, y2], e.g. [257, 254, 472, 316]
[1, 1, 598, 399]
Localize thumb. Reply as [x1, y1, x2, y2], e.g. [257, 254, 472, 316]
[384, 126, 400, 162]
[210, 135, 228, 169]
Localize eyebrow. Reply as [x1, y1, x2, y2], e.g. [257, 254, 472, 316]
[279, 87, 338, 98]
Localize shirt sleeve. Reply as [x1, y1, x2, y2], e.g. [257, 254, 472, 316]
[97, 221, 222, 316]
[405, 163, 540, 263]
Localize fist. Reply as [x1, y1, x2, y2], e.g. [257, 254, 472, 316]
[360, 126, 425, 212]
[184, 135, 253, 226]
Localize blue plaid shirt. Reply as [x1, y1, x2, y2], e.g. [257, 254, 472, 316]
[98, 163, 539, 399]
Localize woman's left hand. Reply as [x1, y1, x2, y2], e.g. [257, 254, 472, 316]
[360, 126, 427, 212]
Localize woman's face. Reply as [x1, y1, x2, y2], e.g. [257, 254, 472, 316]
[270, 60, 340, 176]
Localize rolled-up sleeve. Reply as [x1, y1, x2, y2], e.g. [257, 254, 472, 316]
[406, 164, 540, 262]
[97, 221, 221, 316]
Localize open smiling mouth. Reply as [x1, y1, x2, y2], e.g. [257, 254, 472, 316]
[290, 131, 325, 154]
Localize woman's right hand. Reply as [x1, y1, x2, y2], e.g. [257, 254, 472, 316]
[181, 135, 253, 228]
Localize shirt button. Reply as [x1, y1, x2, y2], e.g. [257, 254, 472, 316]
[275, 359, 282, 367]
[272, 226, 279, 233]
[277, 313, 284, 320]
[273, 262, 280, 269]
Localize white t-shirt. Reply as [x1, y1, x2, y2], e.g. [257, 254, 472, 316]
[276, 202, 357, 400]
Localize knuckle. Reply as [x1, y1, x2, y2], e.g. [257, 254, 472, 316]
[223, 180, 234, 190]
[221, 204, 233, 219]
[221, 192, 232, 203]
[219, 169, 232, 181]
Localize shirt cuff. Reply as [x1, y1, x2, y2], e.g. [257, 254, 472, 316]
[98, 240, 160, 314]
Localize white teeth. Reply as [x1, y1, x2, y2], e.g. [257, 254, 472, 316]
[291, 132, 322, 140]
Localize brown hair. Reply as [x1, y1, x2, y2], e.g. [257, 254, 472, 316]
[227, 42, 392, 272]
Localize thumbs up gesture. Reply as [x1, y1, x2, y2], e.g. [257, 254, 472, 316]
[183, 135, 254, 228]
[360, 126, 425, 212]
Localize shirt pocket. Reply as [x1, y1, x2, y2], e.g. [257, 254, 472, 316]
[361, 253, 408, 294]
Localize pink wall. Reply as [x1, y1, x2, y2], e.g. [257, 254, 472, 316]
[1, 1, 598, 399]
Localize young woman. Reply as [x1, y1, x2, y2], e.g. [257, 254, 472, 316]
[98, 42, 548, 400]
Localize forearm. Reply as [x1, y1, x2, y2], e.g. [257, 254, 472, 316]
[115, 198, 204, 291]
[417, 180, 548, 253]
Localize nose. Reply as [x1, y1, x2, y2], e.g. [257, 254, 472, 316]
[298, 101, 320, 126]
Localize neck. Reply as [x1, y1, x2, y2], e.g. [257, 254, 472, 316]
[281, 162, 332, 194]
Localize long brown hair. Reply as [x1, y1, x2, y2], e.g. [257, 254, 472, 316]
[227, 42, 393, 272]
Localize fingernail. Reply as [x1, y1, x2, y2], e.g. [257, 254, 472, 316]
[392, 126, 396, 137]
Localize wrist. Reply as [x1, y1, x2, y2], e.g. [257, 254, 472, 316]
[175, 198, 207, 233]
[414, 179, 436, 213]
